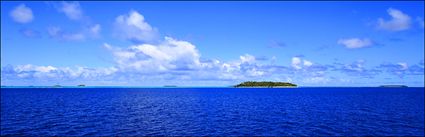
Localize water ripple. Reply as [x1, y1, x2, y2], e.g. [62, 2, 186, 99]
[1, 88, 424, 136]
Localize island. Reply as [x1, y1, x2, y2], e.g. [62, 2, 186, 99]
[78, 84, 86, 87]
[53, 85, 62, 88]
[379, 85, 408, 88]
[234, 81, 297, 88]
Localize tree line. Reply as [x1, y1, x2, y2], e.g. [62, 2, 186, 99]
[234, 81, 297, 87]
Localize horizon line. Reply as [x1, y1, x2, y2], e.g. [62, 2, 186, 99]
[1, 85, 423, 88]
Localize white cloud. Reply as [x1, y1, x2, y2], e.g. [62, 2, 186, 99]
[291, 57, 302, 69]
[240, 54, 256, 64]
[303, 60, 313, 67]
[114, 10, 159, 43]
[337, 38, 373, 49]
[104, 37, 274, 81]
[104, 43, 136, 60]
[9, 64, 118, 80]
[60, 2, 83, 20]
[292, 57, 313, 69]
[3, 57, 423, 86]
[106, 37, 201, 72]
[10, 4, 33, 23]
[14, 64, 59, 78]
[15, 64, 57, 73]
[49, 2, 101, 40]
[377, 8, 411, 31]
[398, 62, 408, 70]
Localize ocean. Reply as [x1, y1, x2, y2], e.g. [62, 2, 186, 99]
[1, 87, 424, 136]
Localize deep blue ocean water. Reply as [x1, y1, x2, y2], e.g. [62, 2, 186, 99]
[1, 87, 424, 136]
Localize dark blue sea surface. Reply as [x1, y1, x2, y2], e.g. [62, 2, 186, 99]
[1, 87, 424, 136]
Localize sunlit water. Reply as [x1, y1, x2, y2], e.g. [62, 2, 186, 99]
[1, 87, 424, 136]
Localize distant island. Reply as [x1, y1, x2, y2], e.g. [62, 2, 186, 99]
[78, 84, 85, 87]
[235, 81, 297, 88]
[53, 85, 62, 88]
[379, 85, 408, 88]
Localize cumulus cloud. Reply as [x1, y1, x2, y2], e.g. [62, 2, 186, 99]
[105, 37, 201, 72]
[240, 54, 256, 64]
[291, 57, 302, 69]
[303, 60, 313, 67]
[105, 10, 268, 80]
[114, 10, 159, 43]
[398, 62, 408, 70]
[59, 2, 83, 20]
[10, 4, 33, 23]
[377, 8, 411, 31]
[291, 57, 313, 69]
[337, 38, 373, 49]
[103, 36, 275, 81]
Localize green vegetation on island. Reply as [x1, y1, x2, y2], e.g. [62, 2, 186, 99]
[234, 81, 297, 88]
[379, 85, 408, 88]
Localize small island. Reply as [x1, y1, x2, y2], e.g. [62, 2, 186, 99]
[234, 81, 297, 88]
[78, 84, 86, 87]
[53, 85, 62, 88]
[379, 85, 408, 88]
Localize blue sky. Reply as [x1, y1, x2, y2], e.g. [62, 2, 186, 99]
[1, 1, 424, 87]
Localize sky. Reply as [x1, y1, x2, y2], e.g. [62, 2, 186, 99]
[1, 1, 424, 87]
